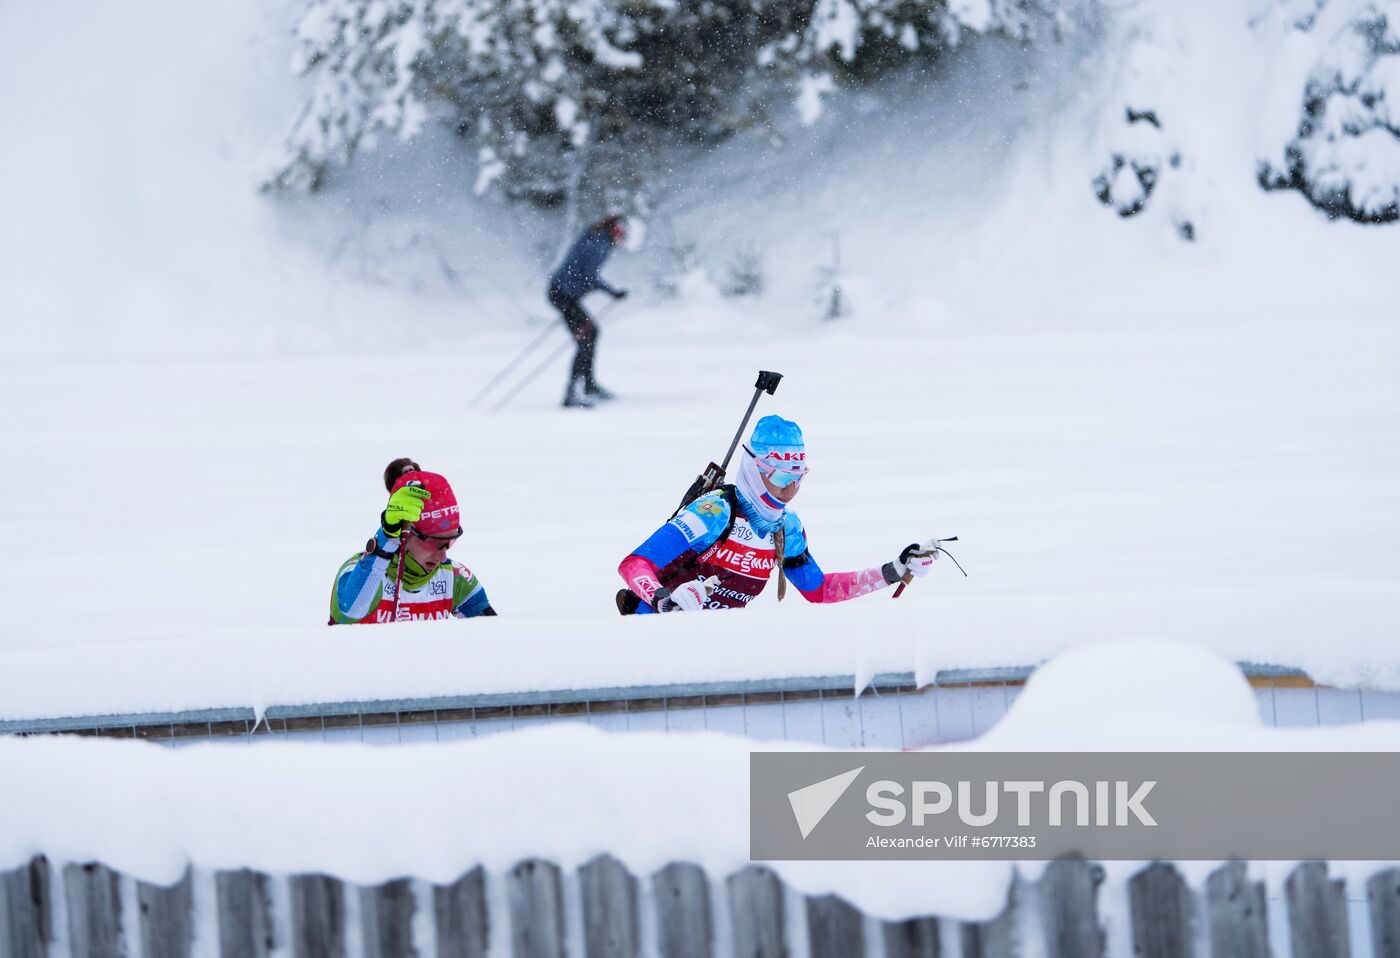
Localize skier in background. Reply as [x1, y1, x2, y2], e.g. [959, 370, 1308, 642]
[616, 416, 941, 612]
[548, 215, 628, 408]
[330, 458, 496, 624]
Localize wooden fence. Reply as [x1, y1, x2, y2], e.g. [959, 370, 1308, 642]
[0, 855, 1388, 957]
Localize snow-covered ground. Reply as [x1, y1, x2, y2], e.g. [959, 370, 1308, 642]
[2, 3, 1398, 949]
[0, 0, 1396, 696]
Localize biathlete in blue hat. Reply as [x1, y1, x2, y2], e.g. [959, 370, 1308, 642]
[617, 415, 942, 612]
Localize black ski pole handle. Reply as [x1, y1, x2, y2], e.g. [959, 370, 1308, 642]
[721, 371, 783, 472]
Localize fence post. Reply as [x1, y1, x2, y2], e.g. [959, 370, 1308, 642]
[1367, 868, 1400, 958]
[1205, 862, 1268, 958]
[0, 856, 51, 958]
[1286, 862, 1349, 958]
[290, 874, 347, 958]
[960, 876, 1021, 958]
[883, 917, 940, 958]
[652, 863, 711, 958]
[807, 894, 864, 958]
[1038, 856, 1103, 958]
[63, 862, 123, 958]
[138, 868, 194, 958]
[1129, 863, 1195, 958]
[434, 867, 489, 958]
[726, 866, 786, 958]
[580, 855, 639, 958]
[216, 869, 275, 958]
[361, 878, 416, 958]
[507, 859, 565, 958]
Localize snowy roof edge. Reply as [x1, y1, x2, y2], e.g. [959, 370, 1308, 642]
[0, 663, 1307, 736]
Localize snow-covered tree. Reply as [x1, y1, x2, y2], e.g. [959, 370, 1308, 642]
[1259, 0, 1400, 222]
[267, 0, 1062, 215]
[1088, 11, 1200, 241]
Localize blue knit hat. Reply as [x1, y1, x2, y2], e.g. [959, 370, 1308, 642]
[748, 415, 807, 484]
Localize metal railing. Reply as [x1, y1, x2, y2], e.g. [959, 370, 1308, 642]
[0, 663, 1313, 743]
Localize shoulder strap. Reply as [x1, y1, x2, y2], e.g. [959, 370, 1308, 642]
[660, 485, 744, 589]
[718, 485, 742, 543]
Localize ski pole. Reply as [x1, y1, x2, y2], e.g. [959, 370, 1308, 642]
[891, 537, 967, 598]
[488, 299, 623, 413]
[469, 323, 558, 408]
[673, 370, 783, 515]
[393, 531, 411, 621]
[488, 339, 574, 413]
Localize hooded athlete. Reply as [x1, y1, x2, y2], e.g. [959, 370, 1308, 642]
[330, 458, 496, 624]
[617, 416, 940, 612]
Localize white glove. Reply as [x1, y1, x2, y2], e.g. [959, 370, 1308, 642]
[892, 541, 938, 579]
[654, 576, 718, 612]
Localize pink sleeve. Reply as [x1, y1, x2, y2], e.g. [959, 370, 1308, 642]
[797, 566, 891, 604]
[619, 554, 664, 604]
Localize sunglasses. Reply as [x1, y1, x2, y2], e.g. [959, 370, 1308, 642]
[411, 529, 462, 547]
[745, 445, 809, 488]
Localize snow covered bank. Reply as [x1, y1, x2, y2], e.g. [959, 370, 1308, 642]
[0, 580, 1397, 725]
[2, 639, 1397, 923]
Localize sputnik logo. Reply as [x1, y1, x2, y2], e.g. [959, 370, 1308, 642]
[787, 766, 864, 839]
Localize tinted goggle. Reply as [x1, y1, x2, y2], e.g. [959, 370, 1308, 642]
[746, 445, 809, 488]
[411, 527, 462, 546]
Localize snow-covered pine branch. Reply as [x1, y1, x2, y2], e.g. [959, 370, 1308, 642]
[266, 0, 1062, 210]
[1258, 0, 1400, 222]
[1090, 11, 1199, 241]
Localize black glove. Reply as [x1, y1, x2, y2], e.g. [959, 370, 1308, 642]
[612, 288, 629, 300]
[652, 586, 675, 613]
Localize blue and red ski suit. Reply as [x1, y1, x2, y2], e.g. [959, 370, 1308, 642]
[618, 486, 900, 612]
